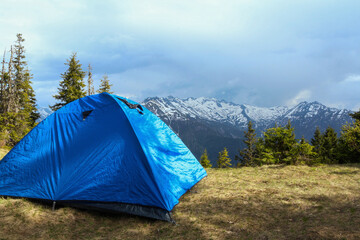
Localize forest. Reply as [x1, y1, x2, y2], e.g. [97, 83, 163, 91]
[201, 116, 360, 168]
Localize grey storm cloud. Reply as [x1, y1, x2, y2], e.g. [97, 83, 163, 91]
[1, 0, 360, 110]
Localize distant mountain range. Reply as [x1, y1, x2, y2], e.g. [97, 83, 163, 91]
[142, 97, 353, 165]
[38, 96, 354, 166]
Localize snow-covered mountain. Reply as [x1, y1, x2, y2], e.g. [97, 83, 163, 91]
[143, 96, 353, 163]
[143, 96, 352, 131]
[143, 96, 288, 126]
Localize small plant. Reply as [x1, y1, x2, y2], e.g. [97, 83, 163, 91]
[217, 147, 232, 168]
[200, 149, 212, 168]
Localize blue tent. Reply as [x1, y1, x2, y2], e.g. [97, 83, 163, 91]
[0, 93, 206, 221]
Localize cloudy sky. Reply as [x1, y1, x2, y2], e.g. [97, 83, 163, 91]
[1, 0, 360, 110]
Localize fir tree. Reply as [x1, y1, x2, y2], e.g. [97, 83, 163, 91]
[200, 148, 212, 168]
[236, 121, 257, 166]
[311, 127, 322, 152]
[262, 120, 297, 163]
[0, 34, 39, 146]
[97, 74, 113, 94]
[287, 136, 315, 165]
[87, 64, 94, 95]
[322, 126, 338, 163]
[336, 109, 359, 163]
[337, 121, 360, 163]
[217, 147, 232, 168]
[13, 34, 39, 124]
[50, 53, 86, 111]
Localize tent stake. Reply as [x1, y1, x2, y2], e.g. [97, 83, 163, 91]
[52, 201, 56, 211]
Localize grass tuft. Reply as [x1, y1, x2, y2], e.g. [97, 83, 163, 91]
[0, 148, 9, 160]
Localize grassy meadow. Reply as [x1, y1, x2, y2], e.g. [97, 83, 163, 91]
[0, 149, 359, 239]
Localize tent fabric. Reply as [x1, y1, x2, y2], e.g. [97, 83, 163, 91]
[0, 93, 206, 221]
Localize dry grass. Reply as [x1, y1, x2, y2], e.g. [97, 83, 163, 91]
[0, 148, 359, 239]
[0, 148, 8, 160]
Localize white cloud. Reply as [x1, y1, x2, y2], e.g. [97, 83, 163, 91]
[343, 74, 360, 83]
[1, 0, 360, 109]
[286, 90, 312, 106]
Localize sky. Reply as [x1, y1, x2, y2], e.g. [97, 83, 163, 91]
[0, 0, 360, 110]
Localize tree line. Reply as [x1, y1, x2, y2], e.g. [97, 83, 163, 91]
[0, 34, 113, 147]
[50, 52, 113, 111]
[200, 112, 360, 168]
[0, 34, 39, 146]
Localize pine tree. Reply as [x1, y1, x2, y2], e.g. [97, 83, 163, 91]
[263, 120, 297, 163]
[311, 127, 323, 155]
[50, 53, 86, 111]
[12, 34, 39, 124]
[217, 147, 232, 168]
[322, 126, 338, 163]
[337, 121, 360, 163]
[0, 34, 39, 146]
[87, 64, 94, 95]
[200, 148, 212, 168]
[287, 136, 315, 165]
[236, 121, 257, 166]
[97, 74, 113, 94]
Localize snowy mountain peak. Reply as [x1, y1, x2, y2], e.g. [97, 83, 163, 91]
[38, 96, 353, 134]
[142, 97, 353, 128]
[143, 96, 249, 125]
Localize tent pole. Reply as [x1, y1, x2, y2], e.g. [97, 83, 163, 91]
[52, 201, 56, 211]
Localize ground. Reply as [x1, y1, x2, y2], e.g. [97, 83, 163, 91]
[0, 149, 359, 239]
[0, 148, 8, 160]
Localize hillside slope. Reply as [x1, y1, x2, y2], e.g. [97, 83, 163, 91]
[1, 164, 359, 240]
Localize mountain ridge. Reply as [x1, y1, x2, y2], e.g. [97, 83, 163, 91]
[142, 96, 353, 164]
[142, 96, 352, 129]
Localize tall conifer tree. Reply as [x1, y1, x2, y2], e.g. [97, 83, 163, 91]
[322, 126, 338, 163]
[236, 121, 257, 166]
[311, 127, 323, 155]
[12, 34, 39, 124]
[0, 34, 39, 146]
[262, 120, 297, 163]
[50, 53, 86, 111]
[97, 74, 113, 94]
